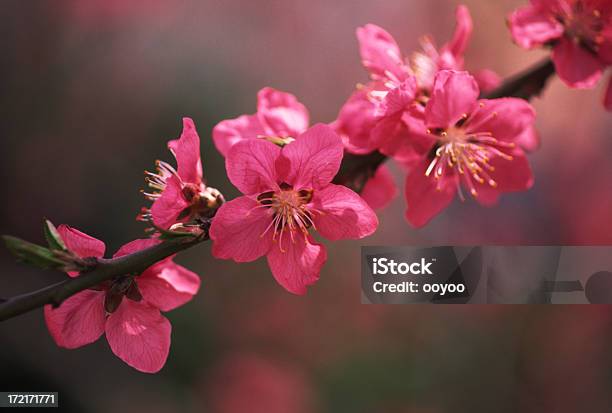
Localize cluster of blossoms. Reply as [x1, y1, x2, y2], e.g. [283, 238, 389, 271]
[14, 2, 607, 372]
[509, 0, 612, 110]
[333, 5, 538, 226]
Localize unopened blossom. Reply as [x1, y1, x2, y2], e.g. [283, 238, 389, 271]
[140, 117, 223, 230]
[509, 0, 612, 110]
[212, 87, 309, 156]
[403, 70, 535, 227]
[210, 124, 378, 294]
[44, 226, 200, 373]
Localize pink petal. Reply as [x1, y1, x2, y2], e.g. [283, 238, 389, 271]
[378, 113, 437, 164]
[256, 87, 309, 137]
[266, 234, 326, 295]
[280, 124, 344, 189]
[404, 160, 457, 227]
[445, 5, 473, 57]
[599, 27, 612, 64]
[44, 290, 106, 349]
[515, 125, 540, 152]
[508, 3, 563, 49]
[474, 185, 501, 207]
[356, 24, 410, 83]
[212, 114, 265, 157]
[425, 70, 479, 129]
[465, 98, 536, 143]
[114, 238, 161, 258]
[360, 165, 398, 210]
[311, 184, 378, 240]
[333, 86, 381, 154]
[210, 196, 274, 262]
[167, 118, 203, 184]
[137, 261, 200, 312]
[105, 299, 171, 373]
[552, 37, 604, 88]
[605, 76, 612, 111]
[370, 113, 408, 151]
[378, 77, 417, 116]
[226, 138, 280, 195]
[57, 225, 105, 259]
[486, 149, 534, 192]
[473, 69, 502, 93]
[150, 175, 190, 229]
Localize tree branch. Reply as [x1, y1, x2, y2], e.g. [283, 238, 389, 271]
[0, 234, 206, 321]
[0, 57, 557, 322]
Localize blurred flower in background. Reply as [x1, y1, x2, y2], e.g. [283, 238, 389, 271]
[1, 0, 612, 412]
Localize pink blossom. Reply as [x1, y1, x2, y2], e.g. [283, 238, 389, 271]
[141, 117, 223, 230]
[335, 5, 504, 158]
[209, 124, 378, 294]
[44, 226, 200, 373]
[508, 0, 612, 108]
[403, 71, 535, 227]
[360, 165, 398, 210]
[212, 87, 309, 156]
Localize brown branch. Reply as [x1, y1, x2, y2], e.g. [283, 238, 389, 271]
[0, 234, 206, 321]
[0, 57, 556, 322]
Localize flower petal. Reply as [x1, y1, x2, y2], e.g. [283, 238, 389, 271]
[114, 238, 161, 258]
[552, 36, 604, 88]
[333, 86, 382, 154]
[257, 87, 309, 137]
[57, 225, 105, 259]
[356, 24, 410, 83]
[212, 114, 265, 157]
[226, 138, 280, 195]
[210, 196, 274, 262]
[378, 77, 417, 116]
[279, 124, 344, 189]
[150, 175, 190, 229]
[425, 70, 479, 129]
[445, 5, 473, 57]
[508, 3, 563, 49]
[378, 113, 436, 164]
[137, 261, 200, 312]
[167, 118, 203, 184]
[465, 98, 536, 143]
[473, 69, 502, 93]
[486, 149, 534, 192]
[404, 160, 457, 227]
[311, 184, 378, 240]
[515, 125, 540, 152]
[605, 76, 612, 111]
[105, 300, 171, 373]
[44, 290, 106, 349]
[360, 165, 398, 210]
[266, 235, 326, 295]
[599, 27, 612, 64]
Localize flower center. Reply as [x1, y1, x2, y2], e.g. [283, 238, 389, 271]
[256, 183, 315, 251]
[90, 275, 142, 314]
[425, 112, 515, 199]
[558, 2, 604, 53]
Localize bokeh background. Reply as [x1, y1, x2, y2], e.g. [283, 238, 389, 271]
[1, 0, 612, 412]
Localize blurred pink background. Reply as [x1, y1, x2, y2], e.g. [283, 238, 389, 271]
[1, 1, 611, 412]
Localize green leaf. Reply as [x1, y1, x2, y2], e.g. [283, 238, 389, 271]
[43, 219, 67, 251]
[2, 235, 67, 269]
